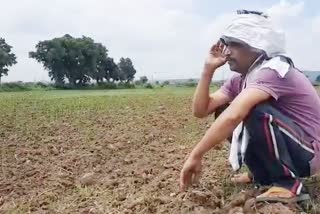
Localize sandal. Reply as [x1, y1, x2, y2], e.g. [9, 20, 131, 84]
[255, 186, 310, 203]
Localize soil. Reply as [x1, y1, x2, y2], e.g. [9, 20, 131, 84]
[1, 91, 319, 213]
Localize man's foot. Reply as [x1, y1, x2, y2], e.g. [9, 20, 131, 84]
[255, 186, 310, 203]
[231, 172, 252, 184]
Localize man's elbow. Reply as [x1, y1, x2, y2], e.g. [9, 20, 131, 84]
[224, 111, 245, 125]
[192, 109, 208, 118]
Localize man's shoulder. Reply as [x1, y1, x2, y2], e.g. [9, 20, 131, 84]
[220, 73, 243, 98]
[251, 66, 293, 82]
[255, 67, 308, 83]
[228, 73, 242, 82]
[221, 73, 242, 88]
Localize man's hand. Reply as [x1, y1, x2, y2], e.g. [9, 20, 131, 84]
[205, 41, 227, 72]
[179, 154, 202, 192]
[182, 88, 271, 191]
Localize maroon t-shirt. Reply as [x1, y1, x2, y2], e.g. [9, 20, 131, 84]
[220, 67, 320, 144]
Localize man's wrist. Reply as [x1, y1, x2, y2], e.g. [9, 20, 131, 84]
[189, 148, 205, 160]
[203, 65, 217, 77]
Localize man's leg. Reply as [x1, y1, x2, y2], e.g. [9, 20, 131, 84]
[244, 104, 314, 195]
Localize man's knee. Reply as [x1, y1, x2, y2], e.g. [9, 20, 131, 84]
[250, 103, 274, 116]
[245, 103, 274, 128]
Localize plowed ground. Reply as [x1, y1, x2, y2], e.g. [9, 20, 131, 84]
[1, 89, 320, 213]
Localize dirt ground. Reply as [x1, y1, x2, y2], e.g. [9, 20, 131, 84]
[1, 89, 320, 213]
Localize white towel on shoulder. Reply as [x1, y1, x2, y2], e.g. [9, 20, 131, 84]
[229, 122, 249, 171]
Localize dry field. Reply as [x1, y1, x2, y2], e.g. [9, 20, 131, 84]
[1, 88, 320, 213]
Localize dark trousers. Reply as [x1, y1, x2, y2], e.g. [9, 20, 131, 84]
[244, 104, 314, 194]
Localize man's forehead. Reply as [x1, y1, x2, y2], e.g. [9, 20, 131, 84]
[220, 36, 249, 47]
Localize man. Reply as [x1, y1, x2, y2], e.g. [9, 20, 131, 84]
[180, 10, 320, 202]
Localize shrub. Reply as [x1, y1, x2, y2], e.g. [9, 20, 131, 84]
[144, 83, 154, 89]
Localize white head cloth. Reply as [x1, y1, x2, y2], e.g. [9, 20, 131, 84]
[221, 10, 293, 78]
[222, 10, 286, 58]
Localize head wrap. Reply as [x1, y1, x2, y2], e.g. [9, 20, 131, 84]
[221, 10, 286, 58]
[220, 10, 294, 75]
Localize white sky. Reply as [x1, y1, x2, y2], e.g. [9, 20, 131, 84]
[1, 0, 319, 82]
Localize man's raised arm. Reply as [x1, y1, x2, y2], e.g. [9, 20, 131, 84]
[192, 41, 230, 118]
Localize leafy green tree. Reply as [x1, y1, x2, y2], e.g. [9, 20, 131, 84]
[0, 38, 17, 84]
[59, 35, 93, 86]
[140, 76, 148, 84]
[30, 35, 138, 87]
[118, 57, 136, 83]
[103, 57, 118, 83]
[30, 35, 69, 85]
[30, 35, 110, 86]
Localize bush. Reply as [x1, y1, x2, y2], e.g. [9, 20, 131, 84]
[54, 82, 93, 90]
[140, 76, 148, 84]
[0, 81, 58, 92]
[0, 82, 30, 92]
[175, 80, 197, 87]
[35, 82, 48, 88]
[53, 84, 76, 90]
[118, 82, 135, 89]
[134, 80, 142, 85]
[0, 80, 139, 92]
[163, 80, 170, 85]
[160, 80, 170, 87]
[144, 83, 154, 89]
[183, 82, 197, 87]
[96, 82, 117, 89]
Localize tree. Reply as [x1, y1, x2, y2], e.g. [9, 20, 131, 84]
[29, 35, 110, 86]
[103, 57, 118, 83]
[0, 38, 17, 84]
[316, 75, 320, 82]
[140, 76, 148, 84]
[118, 57, 136, 83]
[30, 35, 138, 87]
[30, 37, 66, 85]
[59, 35, 99, 86]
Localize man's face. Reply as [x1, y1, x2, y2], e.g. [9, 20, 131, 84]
[223, 40, 258, 74]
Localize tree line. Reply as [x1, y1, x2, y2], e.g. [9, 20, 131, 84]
[0, 35, 137, 86]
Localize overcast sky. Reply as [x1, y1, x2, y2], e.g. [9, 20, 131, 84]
[2, 0, 320, 82]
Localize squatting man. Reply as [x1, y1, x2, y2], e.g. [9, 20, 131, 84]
[179, 10, 320, 202]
